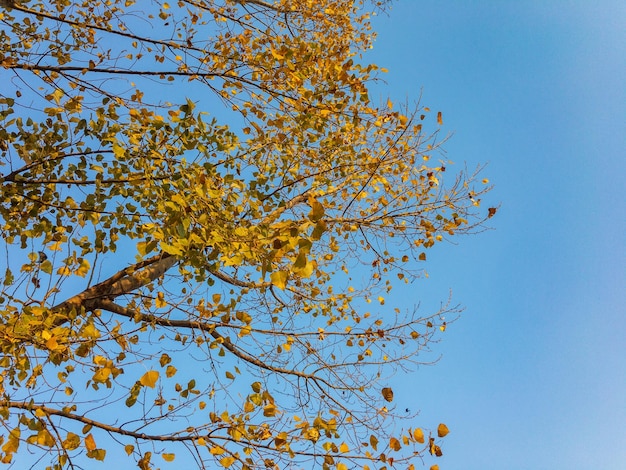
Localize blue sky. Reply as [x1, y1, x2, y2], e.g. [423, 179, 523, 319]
[367, 2, 625, 469]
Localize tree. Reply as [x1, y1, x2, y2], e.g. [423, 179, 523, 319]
[0, 0, 492, 468]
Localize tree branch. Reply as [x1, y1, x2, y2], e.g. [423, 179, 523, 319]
[52, 254, 177, 319]
[3, 401, 198, 442]
[95, 298, 325, 384]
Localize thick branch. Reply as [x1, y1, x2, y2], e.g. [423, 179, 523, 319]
[52, 254, 177, 317]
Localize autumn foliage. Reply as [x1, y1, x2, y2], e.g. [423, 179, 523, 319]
[0, 0, 491, 468]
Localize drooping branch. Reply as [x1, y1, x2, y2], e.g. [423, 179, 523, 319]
[3, 401, 200, 442]
[95, 298, 325, 384]
[11, 4, 208, 54]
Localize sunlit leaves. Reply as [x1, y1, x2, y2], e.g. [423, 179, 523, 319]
[370, 435, 379, 451]
[84, 434, 97, 452]
[263, 404, 277, 417]
[270, 271, 288, 290]
[389, 436, 402, 451]
[75, 258, 90, 277]
[139, 370, 159, 388]
[84, 434, 106, 460]
[381, 387, 394, 402]
[437, 423, 450, 438]
[429, 437, 443, 457]
[308, 198, 325, 222]
[155, 292, 167, 308]
[161, 453, 175, 462]
[62, 433, 81, 451]
[35, 429, 55, 447]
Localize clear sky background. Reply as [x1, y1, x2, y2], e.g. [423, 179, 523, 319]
[366, 2, 625, 469]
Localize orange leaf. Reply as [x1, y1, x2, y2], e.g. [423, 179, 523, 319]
[84, 433, 97, 452]
[162, 453, 175, 462]
[389, 437, 401, 451]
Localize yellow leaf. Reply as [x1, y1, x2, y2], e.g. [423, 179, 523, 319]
[1, 436, 19, 455]
[413, 428, 425, 443]
[139, 370, 159, 388]
[63, 432, 81, 451]
[93, 367, 111, 383]
[125, 444, 134, 455]
[430, 466, 440, 470]
[155, 291, 167, 308]
[429, 437, 443, 456]
[220, 456, 235, 468]
[75, 258, 90, 277]
[87, 448, 106, 461]
[339, 442, 349, 453]
[84, 433, 97, 452]
[166, 365, 177, 377]
[308, 197, 325, 221]
[263, 404, 277, 417]
[389, 436, 401, 451]
[270, 48, 284, 60]
[57, 266, 72, 276]
[293, 252, 314, 278]
[162, 453, 175, 462]
[305, 427, 319, 442]
[270, 271, 288, 290]
[45, 336, 61, 351]
[337, 464, 348, 470]
[37, 429, 55, 447]
[437, 423, 449, 438]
